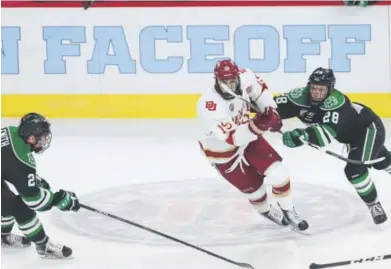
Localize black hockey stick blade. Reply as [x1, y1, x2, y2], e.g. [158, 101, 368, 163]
[309, 260, 350, 269]
[309, 254, 391, 269]
[80, 203, 255, 269]
[82, 1, 95, 10]
[236, 262, 256, 269]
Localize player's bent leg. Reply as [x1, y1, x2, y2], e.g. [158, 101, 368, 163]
[264, 161, 309, 231]
[11, 196, 72, 258]
[244, 137, 309, 230]
[264, 162, 292, 209]
[12, 196, 48, 245]
[344, 164, 387, 224]
[214, 161, 287, 226]
[243, 176, 269, 213]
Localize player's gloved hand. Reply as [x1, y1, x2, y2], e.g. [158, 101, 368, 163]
[282, 128, 309, 148]
[53, 189, 80, 212]
[249, 107, 282, 135]
[263, 107, 282, 132]
[249, 112, 271, 135]
[36, 175, 50, 190]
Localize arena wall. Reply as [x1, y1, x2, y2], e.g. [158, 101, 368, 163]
[2, 1, 391, 118]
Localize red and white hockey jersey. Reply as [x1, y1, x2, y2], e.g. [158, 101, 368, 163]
[197, 68, 277, 164]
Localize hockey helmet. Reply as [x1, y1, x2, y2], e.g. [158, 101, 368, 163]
[18, 112, 52, 154]
[214, 59, 242, 100]
[307, 67, 336, 106]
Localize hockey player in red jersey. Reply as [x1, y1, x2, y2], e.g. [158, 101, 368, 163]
[197, 59, 309, 231]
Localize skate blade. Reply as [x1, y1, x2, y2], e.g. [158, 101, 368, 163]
[374, 222, 387, 230]
[289, 226, 311, 236]
[38, 253, 74, 260]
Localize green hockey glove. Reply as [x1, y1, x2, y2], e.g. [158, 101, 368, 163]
[282, 129, 309, 148]
[53, 189, 80, 212]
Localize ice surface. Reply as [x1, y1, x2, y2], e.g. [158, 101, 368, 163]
[1, 118, 391, 269]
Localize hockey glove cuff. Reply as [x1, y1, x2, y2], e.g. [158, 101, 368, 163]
[53, 189, 80, 212]
[282, 129, 309, 148]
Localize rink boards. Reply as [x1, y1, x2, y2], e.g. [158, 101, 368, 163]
[2, 1, 391, 118]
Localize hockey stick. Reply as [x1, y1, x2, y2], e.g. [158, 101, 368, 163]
[79, 203, 255, 269]
[309, 253, 391, 269]
[296, 137, 385, 165]
[82, 1, 95, 10]
[219, 83, 385, 166]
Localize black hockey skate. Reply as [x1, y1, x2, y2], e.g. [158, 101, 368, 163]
[260, 204, 289, 226]
[36, 239, 72, 258]
[278, 203, 309, 231]
[1, 233, 31, 248]
[368, 201, 387, 225]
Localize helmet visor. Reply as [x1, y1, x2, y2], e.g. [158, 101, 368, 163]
[310, 84, 328, 103]
[218, 78, 238, 92]
[34, 132, 52, 153]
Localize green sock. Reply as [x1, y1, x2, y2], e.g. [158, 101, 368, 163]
[349, 172, 378, 205]
[1, 216, 15, 235]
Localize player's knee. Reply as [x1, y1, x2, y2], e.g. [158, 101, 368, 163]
[372, 151, 391, 171]
[11, 196, 36, 223]
[264, 161, 292, 197]
[344, 164, 368, 181]
[264, 161, 290, 185]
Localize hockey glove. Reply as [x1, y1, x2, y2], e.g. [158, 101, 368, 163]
[249, 112, 271, 135]
[282, 129, 309, 148]
[263, 107, 282, 132]
[36, 175, 50, 190]
[53, 189, 80, 212]
[249, 107, 282, 135]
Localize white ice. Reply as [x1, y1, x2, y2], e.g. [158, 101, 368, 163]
[1, 118, 391, 269]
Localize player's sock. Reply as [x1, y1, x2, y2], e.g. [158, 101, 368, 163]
[1, 216, 15, 235]
[16, 213, 48, 245]
[348, 171, 378, 205]
[272, 178, 292, 210]
[249, 192, 269, 213]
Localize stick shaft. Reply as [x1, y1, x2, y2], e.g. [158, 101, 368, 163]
[310, 254, 391, 269]
[79, 204, 254, 269]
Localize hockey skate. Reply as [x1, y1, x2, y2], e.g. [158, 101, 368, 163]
[1, 233, 31, 248]
[36, 239, 72, 258]
[260, 204, 289, 226]
[368, 201, 387, 225]
[278, 202, 309, 231]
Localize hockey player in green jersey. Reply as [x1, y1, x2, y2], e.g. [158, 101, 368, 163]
[273, 67, 390, 225]
[1, 113, 80, 258]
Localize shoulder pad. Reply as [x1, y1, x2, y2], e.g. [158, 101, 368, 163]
[287, 87, 311, 108]
[320, 89, 346, 110]
[7, 126, 36, 169]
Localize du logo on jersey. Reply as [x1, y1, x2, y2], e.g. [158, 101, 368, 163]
[1, 23, 371, 75]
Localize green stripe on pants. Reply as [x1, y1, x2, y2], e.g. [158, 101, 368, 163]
[362, 122, 377, 162]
